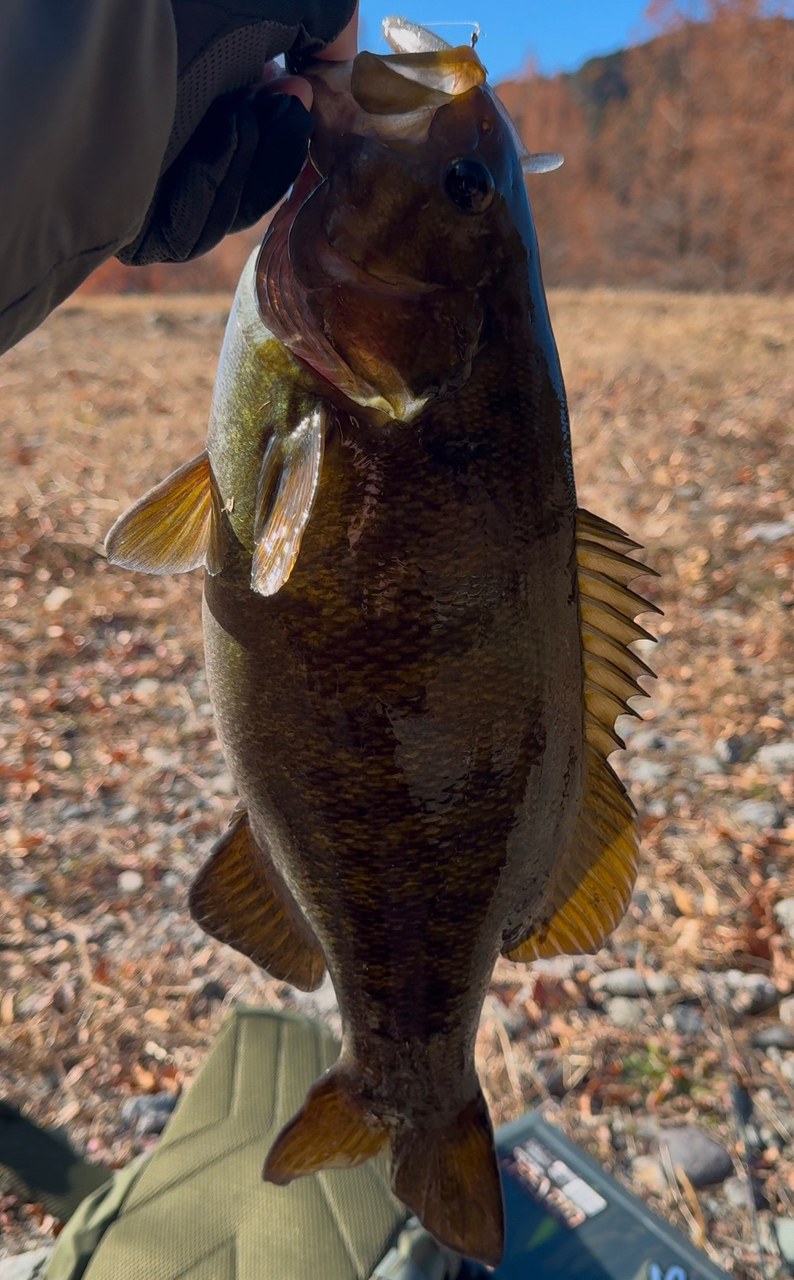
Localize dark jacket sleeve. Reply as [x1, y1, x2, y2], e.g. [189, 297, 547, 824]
[0, 0, 178, 356]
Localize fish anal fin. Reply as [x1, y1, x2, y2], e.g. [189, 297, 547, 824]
[392, 1091, 505, 1268]
[105, 451, 223, 576]
[504, 509, 659, 963]
[188, 808, 325, 991]
[251, 407, 325, 597]
[263, 1066, 387, 1183]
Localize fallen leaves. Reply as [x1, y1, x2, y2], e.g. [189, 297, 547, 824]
[1, 290, 793, 1272]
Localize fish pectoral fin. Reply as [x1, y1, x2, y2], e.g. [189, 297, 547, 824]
[263, 1066, 387, 1182]
[251, 405, 325, 597]
[105, 451, 223, 576]
[392, 1091, 505, 1268]
[188, 807, 326, 991]
[505, 509, 659, 962]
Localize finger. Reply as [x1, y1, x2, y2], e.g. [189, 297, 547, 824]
[316, 2, 358, 61]
[258, 62, 313, 111]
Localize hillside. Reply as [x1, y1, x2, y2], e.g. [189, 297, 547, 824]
[501, 7, 794, 291]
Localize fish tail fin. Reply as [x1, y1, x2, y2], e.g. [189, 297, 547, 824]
[391, 1090, 505, 1268]
[263, 1065, 387, 1183]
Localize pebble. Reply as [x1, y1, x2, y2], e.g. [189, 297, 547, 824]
[774, 898, 794, 939]
[734, 799, 782, 829]
[663, 1004, 704, 1036]
[779, 996, 794, 1030]
[43, 585, 72, 612]
[115, 804, 141, 826]
[774, 1217, 794, 1268]
[690, 754, 722, 777]
[60, 803, 91, 820]
[657, 1126, 734, 1188]
[743, 519, 794, 544]
[626, 728, 672, 752]
[754, 1022, 794, 1050]
[631, 1155, 667, 1195]
[117, 869, 144, 894]
[723, 1175, 764, 1209]
[52, 749, 72, 770]
[9, 875, 47, 898]
[714, 735, 747, 765]
[133, 678, 160, 701]
[121, 1093, 178, 1137]
[604, 996, 651, 1029]
[591, 969, 678, 998]
[626, 758, 670, 785]
[755, 741, 794, 773]
[707, 970, 779, 1017]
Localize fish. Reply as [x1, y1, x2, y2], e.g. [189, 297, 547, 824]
[105, 19, 658, 1267]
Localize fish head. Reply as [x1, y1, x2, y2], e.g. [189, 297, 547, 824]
[256, 45, 539, 422]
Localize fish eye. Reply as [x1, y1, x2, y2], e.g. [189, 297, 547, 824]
[443, 158, 494, 214]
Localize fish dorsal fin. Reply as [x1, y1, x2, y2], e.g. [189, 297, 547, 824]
[251, 407, 325, 597]
[189, 807, 326, 991]
[105, 451, 223, 576]
[505, 509, 659, 961]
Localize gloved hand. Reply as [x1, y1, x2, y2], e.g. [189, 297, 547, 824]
[118, 0, 356, 266]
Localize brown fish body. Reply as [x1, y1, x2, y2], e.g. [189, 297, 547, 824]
[203, 283, 582, 1110]
[106, 34, 656, 1266]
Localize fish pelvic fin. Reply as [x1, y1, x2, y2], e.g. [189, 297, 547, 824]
[263, 1065, 387, 1183]
[251, 406, 325, 597]
[105, 451, 223, 576]
[506, 509, 660, 962]
[189, 807, 326, 991]
[392, 1090, 505, 1268]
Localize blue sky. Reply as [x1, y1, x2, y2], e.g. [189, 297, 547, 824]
[360, 2, 655, 81]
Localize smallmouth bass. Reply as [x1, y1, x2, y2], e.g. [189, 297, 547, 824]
[106, 19, 658, 1267]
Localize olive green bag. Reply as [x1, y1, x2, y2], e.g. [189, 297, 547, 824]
[43, 1008, 408, 1280]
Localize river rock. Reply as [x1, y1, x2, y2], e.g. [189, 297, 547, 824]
[658, 1126, 734, 1187]
[756, 741, 794, 773]
[117, 869, 144, 894]
[122, 1093, 178, 1137]
[592, 969, 678, 998]
[734, 799, 782, 829]
[604, 996, 651, 1029]
[627, 758, 671, 785]
[779, 996, 794, 1030]
[774, 1218, 794, 1268]
[714, 735, 747, 765]
[631, 1155, 667, 1194]
[663, 1004, 704, 1036]
[753, 1022, 794, 1050]
[774, 898, 794, 939]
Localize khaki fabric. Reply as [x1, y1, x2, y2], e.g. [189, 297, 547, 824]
[47, 1008, 406, 1280]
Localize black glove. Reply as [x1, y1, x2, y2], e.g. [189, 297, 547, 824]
[118, 0, 355, 266]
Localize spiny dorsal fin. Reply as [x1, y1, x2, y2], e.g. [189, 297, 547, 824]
[189, 807, 326, 991]
[505, 509, 659, 961]
[105, 451, 223, 576]
[251, 407, 325, 597]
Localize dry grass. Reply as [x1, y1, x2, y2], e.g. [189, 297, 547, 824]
[1, 289, 793, 1274]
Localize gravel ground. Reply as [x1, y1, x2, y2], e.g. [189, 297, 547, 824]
[1, 290, 793, 1276]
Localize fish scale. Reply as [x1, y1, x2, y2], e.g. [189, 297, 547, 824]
[105, 24, 658, 1268]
